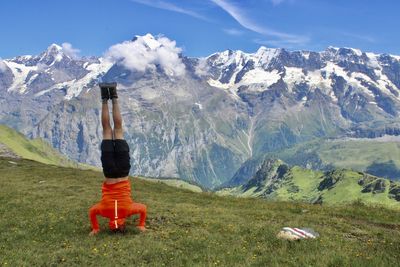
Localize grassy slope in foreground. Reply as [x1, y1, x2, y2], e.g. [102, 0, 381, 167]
[0, 124, 93, 169]
[1, 158, 400, 266]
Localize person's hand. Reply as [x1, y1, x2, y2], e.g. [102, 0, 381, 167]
[136, 226, 146, 232]
[89, 229, 100, 236]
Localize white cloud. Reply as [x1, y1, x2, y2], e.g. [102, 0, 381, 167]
[131, 0, 209, 21]
[211, 0, 308, 45]
[223, 28, 244, 36]
[0, 58, 8, 72]
[61, 43, 80, 59]
[195, 58, 210, 76]
[105, 34, 186, 76]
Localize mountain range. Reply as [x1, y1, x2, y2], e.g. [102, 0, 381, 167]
[1, 34, 400, 188]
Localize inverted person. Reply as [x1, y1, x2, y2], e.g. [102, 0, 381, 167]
[89, 82, 147, 235]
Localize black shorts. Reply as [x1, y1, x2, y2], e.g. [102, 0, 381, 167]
[101, 139, 131, 178]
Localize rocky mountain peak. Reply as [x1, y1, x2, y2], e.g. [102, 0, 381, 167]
[38, 43, 68, 65]
[254, 46, 281, 65]
[131, 33, 163, 51]
[46, 43, 63, 54]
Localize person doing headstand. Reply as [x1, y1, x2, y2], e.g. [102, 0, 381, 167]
[89, 82, 147, 235]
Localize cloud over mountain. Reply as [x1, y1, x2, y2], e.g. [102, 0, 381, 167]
[0, 58, 7, 72]
[61, 43, 80, 59]
[105, 34, 186, 76]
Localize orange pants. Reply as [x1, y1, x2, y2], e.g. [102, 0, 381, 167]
[89, 180, 147, 231]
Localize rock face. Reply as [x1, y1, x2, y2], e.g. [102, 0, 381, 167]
[389, 182, 400, 201]
[242, 159, 288, 194]
[1, 35, 400, 188]
[318, 170, 345, 191]
[358, 174, 387, 194]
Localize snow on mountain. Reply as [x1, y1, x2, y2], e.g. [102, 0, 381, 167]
[201, 46, 400, 106]
[2, 44, 100, 97]
[2, 34, 400, 188]
[4, 60, 36, 93]
[253, 46, 281, 65]
[204, 48, 281, 90]
[5, 35, 398, 104]
[240, 69, 281, 89]
[35, 57, 113, 99]
[39, 44, 64, 65]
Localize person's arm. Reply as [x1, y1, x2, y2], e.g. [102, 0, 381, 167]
[89, 205, 100, 235]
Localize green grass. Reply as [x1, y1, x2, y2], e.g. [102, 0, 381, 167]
[274, 167, 321, 202]
[320, 171, 396, 207]
[1, 158, 400, 266]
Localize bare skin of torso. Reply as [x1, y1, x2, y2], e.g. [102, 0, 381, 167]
[104, 176, 129, 184]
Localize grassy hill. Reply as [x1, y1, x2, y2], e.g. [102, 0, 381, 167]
[218, 159, 400, 209]
[226, 137, 400, 190]
[0, 124, 93, 169]
[273, 137, 400, 180]
[1, 158, 400, 266]
[0, 124, 203, 192]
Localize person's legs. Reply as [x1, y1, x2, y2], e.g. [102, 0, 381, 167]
[101, 97, 116, 178]
[102, 100, 113, 140]
[100, 82, 130, 178]
[112, 98, 124, 140]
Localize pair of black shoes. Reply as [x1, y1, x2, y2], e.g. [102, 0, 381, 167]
[99, 82, 118, 100]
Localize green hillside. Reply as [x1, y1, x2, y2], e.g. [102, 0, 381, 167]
[273, 138, 400, 180]
[219, 159, 400, 209]
[0, 124, 202, 192]
[0, 124, 95, 170]
[1, 158, 400, 266]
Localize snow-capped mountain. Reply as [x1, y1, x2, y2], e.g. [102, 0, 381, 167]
[1, 34, 400, 188]
[3, 43, 109, 99]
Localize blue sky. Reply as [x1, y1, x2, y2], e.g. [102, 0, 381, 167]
[0, 0, 399, 58]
